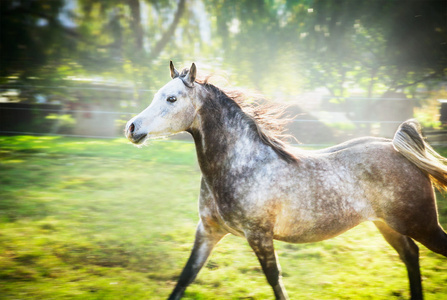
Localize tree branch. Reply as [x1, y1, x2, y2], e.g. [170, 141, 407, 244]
[128, 0, 143, 53]
[391, 71, 443, 90]
[148, 0, 186, 60]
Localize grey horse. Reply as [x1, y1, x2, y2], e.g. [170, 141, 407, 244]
[125, 62, 447, 300]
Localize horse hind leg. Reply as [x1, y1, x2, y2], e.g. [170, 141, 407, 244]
[374, 221, 423, 300]
[379, 180, 447, 258]
[410, 223, 447, 258]
[384, 192, 447, 258]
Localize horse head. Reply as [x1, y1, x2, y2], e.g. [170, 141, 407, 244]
[125, 61, 198, 144]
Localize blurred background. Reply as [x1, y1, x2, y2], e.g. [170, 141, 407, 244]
[2, 1, 447, 299]
[1, 0, 446, 144]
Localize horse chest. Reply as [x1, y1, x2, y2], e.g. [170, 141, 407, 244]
[200, 167, 281, 235]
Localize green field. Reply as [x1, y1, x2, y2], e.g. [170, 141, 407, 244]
[1, 135, 447, 299]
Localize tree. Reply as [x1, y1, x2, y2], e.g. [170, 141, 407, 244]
[287, 0, 447, 97]
[0, 0, 197, 108]
[0, 0, 76, 83]
[204, 0, 447, 98]
[2, 0, 446, 105]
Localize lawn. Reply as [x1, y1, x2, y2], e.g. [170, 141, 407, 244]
[1, 135, 447, 299]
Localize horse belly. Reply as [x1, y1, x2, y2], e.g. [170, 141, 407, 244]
[273, 191, 375, 243]
[273, 211, 366, 243]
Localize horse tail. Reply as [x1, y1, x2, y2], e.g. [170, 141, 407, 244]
[392, 119, 447, 192]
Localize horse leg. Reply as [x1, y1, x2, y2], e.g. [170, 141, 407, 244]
[410, 225, 447, 258]
[168, 221, 226, 300]
[246, 231, 289, 300]
[381, 191, 447, 258]
[374, 221, 423, 300]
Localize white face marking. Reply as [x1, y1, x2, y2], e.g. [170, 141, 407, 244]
[125, 78, 197, 143]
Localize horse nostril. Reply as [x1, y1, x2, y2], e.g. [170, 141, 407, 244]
[129, 123, 135, 134]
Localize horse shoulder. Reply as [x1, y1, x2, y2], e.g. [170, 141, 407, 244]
[198, 177, 244, 236]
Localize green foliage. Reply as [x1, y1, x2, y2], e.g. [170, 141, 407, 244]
[45, 114, 76, 133]
[0, 0, 73, 80]
[1, 0, 445, 106]
[414, 111, 442, 129]
[1, 136, 447, 299]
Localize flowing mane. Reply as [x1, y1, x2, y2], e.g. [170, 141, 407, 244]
[182, 69, 298, 163]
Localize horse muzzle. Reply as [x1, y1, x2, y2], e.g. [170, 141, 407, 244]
[125, 119, 147, 144]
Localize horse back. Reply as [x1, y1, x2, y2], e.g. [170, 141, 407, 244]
[272, 137, 434, 243]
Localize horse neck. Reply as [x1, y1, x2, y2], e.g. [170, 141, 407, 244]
[188, 96, 274, 178]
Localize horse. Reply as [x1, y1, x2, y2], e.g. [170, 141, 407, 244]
[125, 62, 447, 300]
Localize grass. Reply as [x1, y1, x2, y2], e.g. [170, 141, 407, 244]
[1, 135, 447, 299]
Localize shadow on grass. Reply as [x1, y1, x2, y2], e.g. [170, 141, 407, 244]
[0, 194, 50, 223]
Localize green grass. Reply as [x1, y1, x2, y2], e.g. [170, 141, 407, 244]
[1, 135, 447, 299]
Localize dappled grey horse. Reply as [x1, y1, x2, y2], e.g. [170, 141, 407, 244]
[125, 62, 447, 300]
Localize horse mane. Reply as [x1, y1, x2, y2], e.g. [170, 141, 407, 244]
[180, 70, 298, 163]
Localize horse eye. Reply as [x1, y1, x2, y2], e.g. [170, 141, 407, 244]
[167, 96, 177, 103]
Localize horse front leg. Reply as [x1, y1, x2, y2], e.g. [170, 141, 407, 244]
[168, 221, 226, 300]
[246, 231, 289, 300]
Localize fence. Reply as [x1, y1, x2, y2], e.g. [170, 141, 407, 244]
[0, 85, 441, 146]
[0, 104, 428, 147]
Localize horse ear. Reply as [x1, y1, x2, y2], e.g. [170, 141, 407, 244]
[185, 63, 197, 85]
[170, 61, 179, 79]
